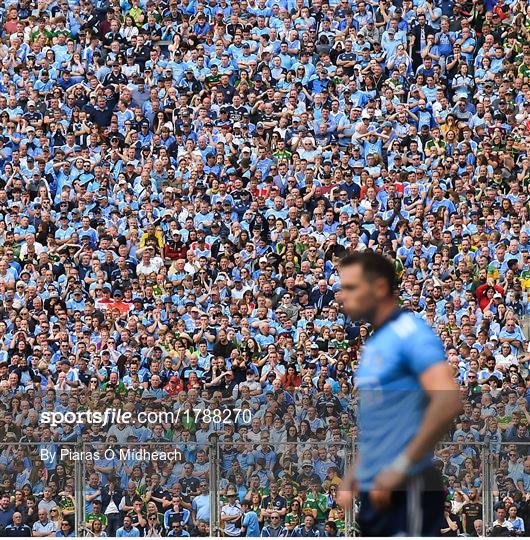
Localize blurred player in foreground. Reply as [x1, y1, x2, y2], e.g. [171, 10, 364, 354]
[337, 252, 462, 536]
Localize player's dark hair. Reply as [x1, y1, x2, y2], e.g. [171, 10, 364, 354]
[340, 251, 397, 294]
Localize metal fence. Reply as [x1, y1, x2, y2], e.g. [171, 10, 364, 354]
[79, 440, 212, 537]
[209, 439, 528, 537]
[0, 440, 526, 536]
[482, 442, 529, 536]
[433, 441, 530, 536]
[436, 440, 488, 536]
[214, 438, 354, 537]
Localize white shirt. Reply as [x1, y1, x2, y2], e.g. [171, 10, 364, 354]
[221, 503, 243, 536]
[136, 257, 164, 275]
[106, 424, 137, 443]
[33, 519, 56, 534]
[495, 352, 518, 368]
[19, 241, 45, 258]
[493, 519, 513, 530]
[230, 285, 251, 301]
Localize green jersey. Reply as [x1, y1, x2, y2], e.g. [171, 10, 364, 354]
[302, 492, 328, 522]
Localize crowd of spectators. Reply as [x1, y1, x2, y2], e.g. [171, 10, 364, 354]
[0, 0, 528, 536]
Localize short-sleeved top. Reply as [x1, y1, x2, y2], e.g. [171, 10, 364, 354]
[33, 520, 56, 535]
[221, 503, 242, 536]
[261, 494, 286, 513]
[86, 512, 108, 526]
[461, 502, 482, 534]
[302, 492, 328, 522]
[242, 510, 260, 537]
[356, 310, 445, 490]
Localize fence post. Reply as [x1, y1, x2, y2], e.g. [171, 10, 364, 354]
[74, 442, 84, 537]
[482, 443, 492, 535]
[209, 434, 220, 538]
[344, 440, 356, 537]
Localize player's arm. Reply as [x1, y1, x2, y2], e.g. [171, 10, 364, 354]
[404, 362, 463, 464]
[370, 362, 462, 509]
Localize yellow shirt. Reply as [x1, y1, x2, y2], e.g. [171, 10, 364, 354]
[129, 6, 145, 26]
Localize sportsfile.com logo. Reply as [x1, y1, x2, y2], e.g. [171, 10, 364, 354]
[40, 407, 253, 427]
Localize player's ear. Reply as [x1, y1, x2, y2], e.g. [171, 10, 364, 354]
[373, 276, 390, 299]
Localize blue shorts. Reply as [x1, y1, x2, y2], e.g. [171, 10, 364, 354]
[358, 467, 445, 537]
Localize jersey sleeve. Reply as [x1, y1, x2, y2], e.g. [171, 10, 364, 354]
[399, 316, 446, 376]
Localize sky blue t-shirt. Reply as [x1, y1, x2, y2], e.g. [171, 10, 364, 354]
[356, 310, 445, 490]
[242, 510, 260, 537]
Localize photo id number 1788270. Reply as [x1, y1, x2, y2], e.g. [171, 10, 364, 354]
[181, 408, 252, 424]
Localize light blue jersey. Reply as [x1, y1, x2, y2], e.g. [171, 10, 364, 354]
[242, 510, 260, 537]
[356, 310, 445, 490]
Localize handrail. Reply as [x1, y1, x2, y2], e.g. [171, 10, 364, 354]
[0, 439, 524, 536]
